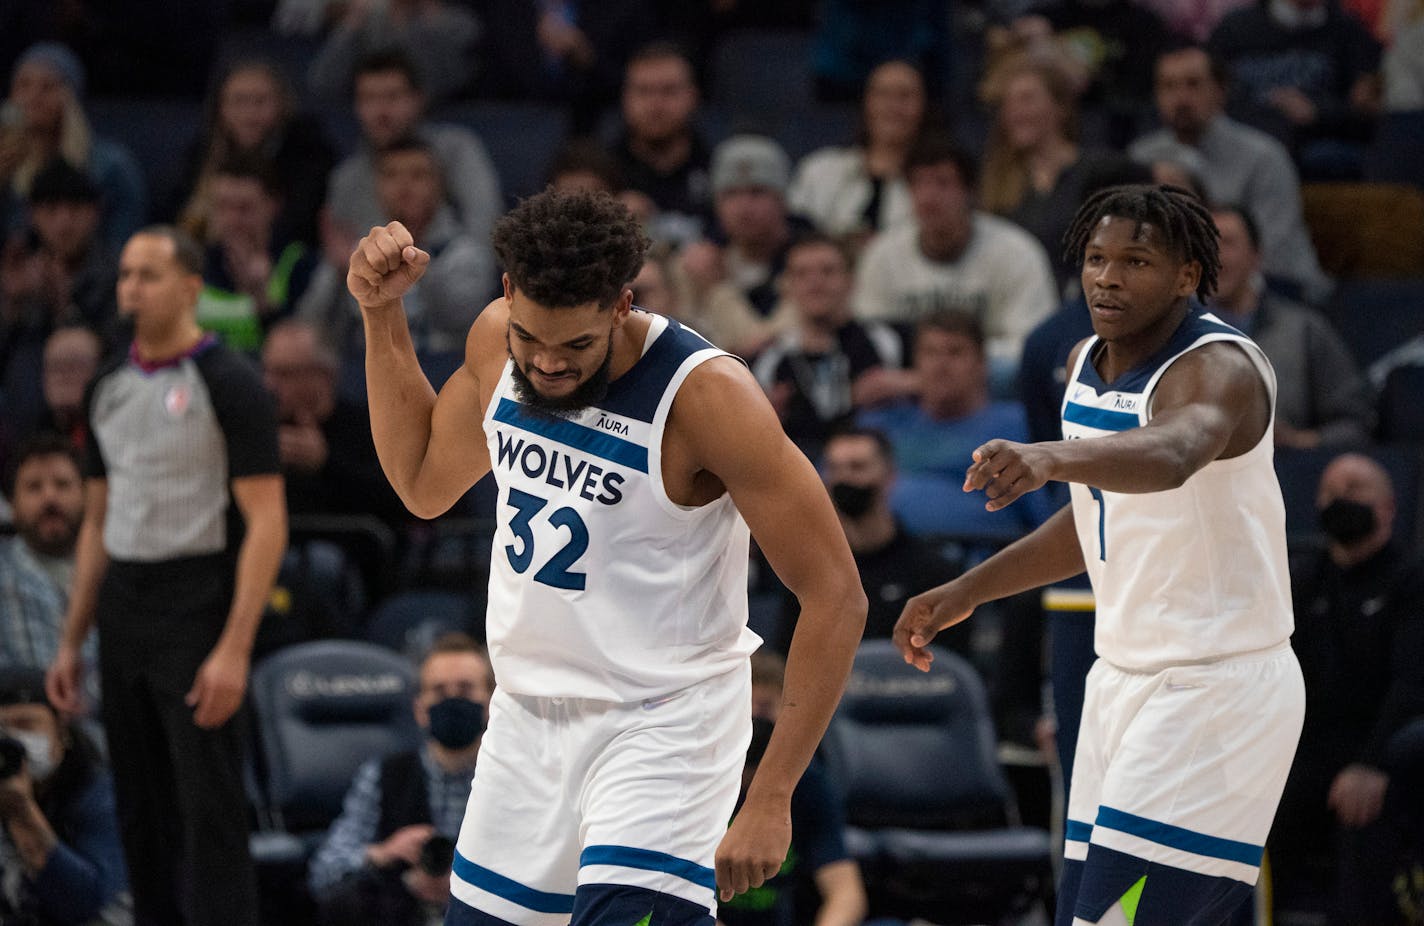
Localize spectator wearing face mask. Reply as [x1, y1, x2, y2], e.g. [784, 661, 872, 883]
[309, 634, 495, 922]
[0, 666, 130, 925]
[1271, 453, 1424, 923]
[768, 427, 964, 653]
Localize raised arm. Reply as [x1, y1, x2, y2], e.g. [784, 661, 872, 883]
[350, 222, 495, 518]
[964, 340, 1270, 512]
[674, 358, 867, 900]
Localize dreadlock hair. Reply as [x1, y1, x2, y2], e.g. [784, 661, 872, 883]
[1062, 184, 1221, 300]
[492, 188, 649, 309]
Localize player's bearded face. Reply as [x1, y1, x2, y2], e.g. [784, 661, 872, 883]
[507, 330, 615, 417]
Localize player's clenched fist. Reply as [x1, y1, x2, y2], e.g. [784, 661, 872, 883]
[347, 221, 431, 309]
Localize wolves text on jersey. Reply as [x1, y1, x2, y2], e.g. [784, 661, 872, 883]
[495, 430, 626, 506]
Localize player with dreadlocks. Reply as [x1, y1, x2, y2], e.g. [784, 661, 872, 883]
[895, 184, 1304, 924]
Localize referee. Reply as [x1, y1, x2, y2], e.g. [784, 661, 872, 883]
[46, 226, 287, 926]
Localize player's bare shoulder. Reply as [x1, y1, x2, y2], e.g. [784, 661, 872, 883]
[460, 297, 511, 408]
[673, 355, 787, 468]
[669, 355, 766, 435]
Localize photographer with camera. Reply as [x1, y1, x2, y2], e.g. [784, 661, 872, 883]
[0, 667, 129, 925]
[309, 633, 493, 925]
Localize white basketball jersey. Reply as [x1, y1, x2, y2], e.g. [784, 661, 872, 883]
[1061, 311, 1294, 670]
[482, 312, 760, 702]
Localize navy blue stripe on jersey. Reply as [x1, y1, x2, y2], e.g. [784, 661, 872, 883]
[493, 399, 649, 472]
[1066, 819, 1094, 842]
[599, 316, 716, 423]
[1096, 806, 1263, 867]
[580, 845, 717, 891]
[453, 850, 577, 914]
[1064, 402, 1139, 432]
[1075, 306, 1244, 396]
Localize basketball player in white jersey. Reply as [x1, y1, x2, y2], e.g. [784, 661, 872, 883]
[347, 190, 867, 926]
[895, 185, 1305, 925]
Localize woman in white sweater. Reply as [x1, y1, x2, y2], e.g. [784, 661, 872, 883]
[787, 60, 936, 249]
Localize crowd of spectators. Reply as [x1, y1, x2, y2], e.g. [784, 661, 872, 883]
[0, 0, 1422, 923]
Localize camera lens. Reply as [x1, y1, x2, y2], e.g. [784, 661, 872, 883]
[0, 735, 26, 779]
[418, 834, 455, 877]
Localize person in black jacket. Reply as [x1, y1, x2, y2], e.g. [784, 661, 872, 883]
[309, 634, 495, 923]
[1271, 453, 1424, 923]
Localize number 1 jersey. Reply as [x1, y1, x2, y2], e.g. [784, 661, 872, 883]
[482, 312, 761, 702]
[1061, 310, 1294, 671]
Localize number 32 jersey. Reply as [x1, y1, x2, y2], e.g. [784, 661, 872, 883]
[1061, 310, 1294, 671]
[482, 312, 761, 702]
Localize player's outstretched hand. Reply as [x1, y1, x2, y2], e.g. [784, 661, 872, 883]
[963, 439, 1052, 511]
[893, 582, 976, 672]
[347, 221, 431, 309]
[715, 799, 791, 902]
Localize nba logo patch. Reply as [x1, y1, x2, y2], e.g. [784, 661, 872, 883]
[164, 384, 190, 417]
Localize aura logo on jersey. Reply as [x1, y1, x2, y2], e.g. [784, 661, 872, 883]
[494, 431, 626, 506]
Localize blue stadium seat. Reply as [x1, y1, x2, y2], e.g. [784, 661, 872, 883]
[1364, 110, 1424, 188]
[254, 539, 369, 657]
[248, 641, 422, 840]
[1379, 364, 1424, 444]
[86, 98, 203, 211]
[431, 102, 571, 203]
[821, 640, 1054, 923]
[365, 589, 482, 661]
[708, 29, 815, 116]
[1323, 278, 1424, 370]
[774, 103, 859, 163]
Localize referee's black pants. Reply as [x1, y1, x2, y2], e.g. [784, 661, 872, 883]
[98, 556, 259, 926]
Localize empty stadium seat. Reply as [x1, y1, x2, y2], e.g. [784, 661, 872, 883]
[708, 29, 815, 116]
[87, 98, 203, 211]
[1378, 364, 1424, 444]
[1364, 110, 1424, 189]
[365, 589, 483, 661]
[254, 539, 368, 658]
[1322, 278, 1424, 369]
[821, 640, 1054, 924]
[248, 641, 422, 840]
[432, 102, 571, 203]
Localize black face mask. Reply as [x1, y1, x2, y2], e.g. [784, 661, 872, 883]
[1319, 499, 1376, 545]
[427, 697, 486, 750]
[830, 482, 877, 519]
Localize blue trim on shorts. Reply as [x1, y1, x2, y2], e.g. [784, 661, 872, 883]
[1095, 806, 1264, 867]
[1066, 819, 1094, 842]
[572, 882, 715, 926]
[580, 845, 717, 892]
[445, 893, 523, 926]
[453, 849, 578, 914]
[1067, 843, 1253, 924]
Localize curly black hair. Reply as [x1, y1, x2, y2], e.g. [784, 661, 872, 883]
[492, 188, 649, 310]
[1063, 183, 1221, 300]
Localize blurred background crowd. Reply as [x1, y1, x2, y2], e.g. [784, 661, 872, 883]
[0, 0, 1422, 923]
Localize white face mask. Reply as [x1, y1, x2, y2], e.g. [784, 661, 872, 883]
[6, 729, 56, 782]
